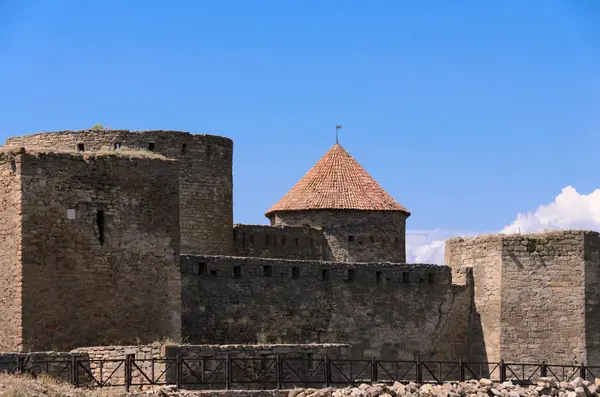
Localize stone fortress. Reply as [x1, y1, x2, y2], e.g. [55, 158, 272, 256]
[0, 129, 598, 367]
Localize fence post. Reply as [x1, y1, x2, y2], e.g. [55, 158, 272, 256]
[580, 362, 586, 380]
[325, 355, 331, 387]
[124, 354, 131, 392]
[225, 353, 230, 390]
[71, 356, 78, 387]
[500, 359, 506, 382]
[175, 354, 182, 389]
[276, 354, 282, 389]
[541, 361, 547, 378]
[416, 357, 422, 384]
[459, 358, 465, 382]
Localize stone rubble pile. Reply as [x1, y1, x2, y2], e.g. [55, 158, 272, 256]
[288, 377, 600, 397]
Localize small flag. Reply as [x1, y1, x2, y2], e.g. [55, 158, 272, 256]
[336, 125, 342, 129]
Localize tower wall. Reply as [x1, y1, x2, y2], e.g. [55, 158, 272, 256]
[0, 152, 23, 351]
[18, 151, 181, 351]
[233, 224, 325, 260]
[4, 130, 233, 255]
[269, 210, 407, 263]
[446, 231, 593, 364]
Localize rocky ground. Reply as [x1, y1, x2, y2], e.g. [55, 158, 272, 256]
[2, 374, 600, 397]
[288, 376, 600, 397]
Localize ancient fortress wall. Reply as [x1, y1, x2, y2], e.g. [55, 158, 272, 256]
[16, 151, 182, 351]
[0, 152, 23, 351]
[269, 210, 407, 263]
[3, 130, 233, 255]
[181, 255, 472, 360]
[446, 230, 598, 364]
[232, 224, 325, 260]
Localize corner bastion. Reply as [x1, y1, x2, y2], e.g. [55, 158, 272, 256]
[446, 230, 600, 365]
[3, 129, 233, 255]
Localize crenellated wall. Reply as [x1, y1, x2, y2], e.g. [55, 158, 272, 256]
[268, 210, 407, 263]
[232, 224, 325, 260]
[181, 255, 472, 360]
[3, 129, 233, 255]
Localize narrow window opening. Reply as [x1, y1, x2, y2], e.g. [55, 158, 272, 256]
[77, 143, 85, 152]
[181, 143, 187, 154]
[310, 238, 314, 245]
[348, 235, 354, 242]
[376, 271, 383, 284]
[402, 272, 409, 283]
[428, 273, 435, 285]
[96, 210, 105, 246]
[282, 236, 286, 246]
[206, 145, 212, 158]
[370, 236, 375, 243]
[210, 270, 217, 277]
[263, 265, 273, 277]
[265, 234, 270, 245]
[148, 142, 155, 151]
[292, 267, 300, 279]
[233, 265, 242, 279]
[322, 269, 330, 281]
[347, 269, 355, 281]
[250, 234, 254, 243]
[233, 230, 237, 241]
[10, 160, 16, 174]
[295, 237, 299, 246]
[242, 232, 246, 246]
[198, 262, 206, 275]
[114, 143, 121, 151]
[395, 237, 399, 244]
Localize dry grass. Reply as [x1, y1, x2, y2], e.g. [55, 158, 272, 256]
[0, 373, 131, 397]
[95, 146, 170, 160]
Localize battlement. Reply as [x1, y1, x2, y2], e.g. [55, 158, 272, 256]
[232, 224, 325, 260]
[4, 129, 232, 158]
[182, 255, 451, 285]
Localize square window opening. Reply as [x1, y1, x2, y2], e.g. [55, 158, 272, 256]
[77, 143, 85, 152]
[376, 271, 383, 284]
[114, 143, 121, 151]
[347, 269, 355, 281]
[322, 269, 330, 282]
[292, 267, 300, 279]
[181, 143, 187, 154]
[370, 236, 375, 243]
[210, 270, 217, 277]
[198, 262, 206, 275]
[233, 265, 242, 279]
[428, 273, 435, 284]
[348, 235, 354, 242]
[263, 265, 273, 277]
[402, 272, 409, 283]
[148, 142, 155, 151]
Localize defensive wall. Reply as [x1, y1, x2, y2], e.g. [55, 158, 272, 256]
[268, 210, 407, 263]
[232, 224, 325, 260]
[0, 149, 182, 352]
[445, 230, 600, 365]
[3, 129, 233, 255]
[181, 255, 474, 360]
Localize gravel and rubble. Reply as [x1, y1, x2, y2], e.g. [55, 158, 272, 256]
[287, 377, 600, 397]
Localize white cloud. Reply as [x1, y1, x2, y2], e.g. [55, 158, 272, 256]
[407, 186, 600, 265]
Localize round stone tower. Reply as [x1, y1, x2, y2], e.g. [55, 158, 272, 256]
[3, 129, 233, 255]
[265, 143, 410, 263]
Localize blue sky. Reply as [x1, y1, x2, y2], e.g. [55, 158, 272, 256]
[1, 0, 599, 238]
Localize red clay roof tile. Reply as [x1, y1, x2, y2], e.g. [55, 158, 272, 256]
[265, 143, 410, 216]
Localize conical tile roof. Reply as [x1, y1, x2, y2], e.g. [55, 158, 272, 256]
[265, 143, 410, 216]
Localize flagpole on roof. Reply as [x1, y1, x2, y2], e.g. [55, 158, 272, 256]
[336, 124, 342, 144]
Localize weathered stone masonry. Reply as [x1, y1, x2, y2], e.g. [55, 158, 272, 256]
[4, 130, 233, 255]
[5, 150, 182, 351]
[446, 230, 600, 365]
[181, 255, 473, 360]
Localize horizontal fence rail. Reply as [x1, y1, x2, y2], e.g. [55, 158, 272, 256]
[0, 355, 598, 391]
